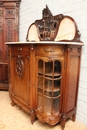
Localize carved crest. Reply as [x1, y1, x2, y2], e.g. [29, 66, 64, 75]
[35, 5, 64, 41]
[26, 5, 81, 42]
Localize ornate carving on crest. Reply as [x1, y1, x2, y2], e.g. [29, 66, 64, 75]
[26, 5, 81, 42]
[35, 5, 64, 41]
[16, 55, 25, 79]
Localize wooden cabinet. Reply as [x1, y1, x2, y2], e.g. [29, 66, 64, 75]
[6, 41, 83, 129]
[0, 0, 21, 90]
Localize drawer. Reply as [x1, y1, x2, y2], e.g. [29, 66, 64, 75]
[35, 45, 64, 56]
[11, 45, 30, 53]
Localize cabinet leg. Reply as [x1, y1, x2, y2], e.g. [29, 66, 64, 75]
[30, 109, 36, 124]
[61, 114, 67, 130]
[61, 120, 65, 130]
[72, 114, 76, 122]
[11, 100, 15, 106]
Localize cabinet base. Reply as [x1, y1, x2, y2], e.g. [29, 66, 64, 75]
[10, 96, 36, 124]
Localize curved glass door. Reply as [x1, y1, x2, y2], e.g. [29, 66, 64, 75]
[37, 58, 62, 115]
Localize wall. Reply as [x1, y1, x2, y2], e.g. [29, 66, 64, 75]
[19, 0, 87, 125]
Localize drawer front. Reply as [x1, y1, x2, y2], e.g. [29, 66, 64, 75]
[11, 45, 30, 53]
[35, 45, 65, 56]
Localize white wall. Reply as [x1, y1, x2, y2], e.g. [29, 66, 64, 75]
[19, 0, 87, 126]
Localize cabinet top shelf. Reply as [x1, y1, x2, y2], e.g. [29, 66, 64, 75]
[5, 41, 84, 46]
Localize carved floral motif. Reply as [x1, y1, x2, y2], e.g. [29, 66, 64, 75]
[16, 55, 25, 79]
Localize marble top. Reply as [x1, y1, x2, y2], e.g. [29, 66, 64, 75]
[6, 41, 84, 46]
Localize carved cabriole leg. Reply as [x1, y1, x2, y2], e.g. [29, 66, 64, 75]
[30, 109, 36, 124]
[10, 94, 15, 106]
[11, 99, 15, 106]
[72, 108, 76, 122]
[61, 114, 67, 130]
[72, 114, 76, 122]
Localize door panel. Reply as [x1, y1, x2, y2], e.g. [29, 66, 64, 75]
[11, 54, 30, 104]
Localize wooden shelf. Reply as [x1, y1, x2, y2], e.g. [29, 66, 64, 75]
[38, 86, 60, 92]
[44, 86, 60, 92]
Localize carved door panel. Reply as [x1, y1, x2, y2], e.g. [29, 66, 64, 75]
[0, 1, 20, 90]
[4, 19, 16, 62]
[11, 53, 30, 106]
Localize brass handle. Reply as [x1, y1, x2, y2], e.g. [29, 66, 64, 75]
[44, 48, 54, 53]
[28, 82, 31, 87]
[18, 47, 22, 51]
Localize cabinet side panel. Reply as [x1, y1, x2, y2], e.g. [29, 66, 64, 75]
[66, 56, 80, 112]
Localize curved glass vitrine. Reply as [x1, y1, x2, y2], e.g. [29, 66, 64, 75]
[37, 58, 62, 116]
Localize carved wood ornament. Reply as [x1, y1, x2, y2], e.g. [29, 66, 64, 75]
[7, 20, 13, 42]
[16, 55, 25, 79]
[26, 5, 81, 42]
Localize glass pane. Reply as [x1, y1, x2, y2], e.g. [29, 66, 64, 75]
[44, 79, 52, 91]
[38, 88, 43, 95]
[54, 80, 60, 90]
[53, 98, 60, 114]
[44, 97, 52, 114]
[38, 60, 43, 75]
[53, 91, 60, 97]
[45, 62, 53, 75]
[54, 60, 61, 74]
[38, 77, 43, 89]
[38, 95, 43, 112]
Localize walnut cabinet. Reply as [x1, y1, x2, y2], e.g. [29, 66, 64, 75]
[0, 0, 21, 90]
[6, 41, 83, 129]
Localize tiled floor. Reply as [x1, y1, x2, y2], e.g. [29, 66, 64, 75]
[0, 91, 87, 130]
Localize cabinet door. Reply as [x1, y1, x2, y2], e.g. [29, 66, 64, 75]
[11, 53, 30, 107]
[36, 56, 64, 124]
